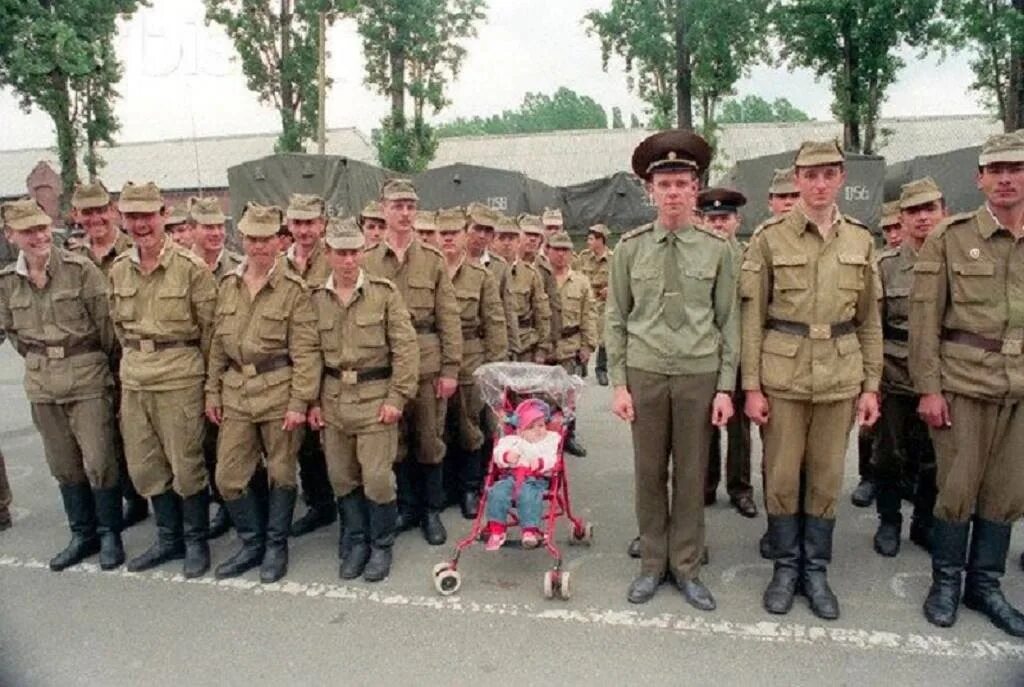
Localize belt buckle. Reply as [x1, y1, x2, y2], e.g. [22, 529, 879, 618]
[242, 363, 258, 377]
[341, 370, 358, 385]
[139, 339, 156, 353]
[45, 346, 65, 359]
[1002, 339, 1023, 356]
[809, 323, 831, 340]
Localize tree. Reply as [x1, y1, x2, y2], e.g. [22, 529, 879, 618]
[205, 0, 355, 154]
[0, 0, 143, 208]
[435, 87, 608, 137]
[630, 112, 642, 128]
[584, 0, 769, 131]
[772, 0, 942, 153]
[717, 95, 811, 123]
[942, 0, 1024, 131]
[612, 106, 625, 128]
[358, 0, 486, 172]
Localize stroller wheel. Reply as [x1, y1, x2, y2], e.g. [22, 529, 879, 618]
[570, 522, 594, 546]
[433, 562, 452, 577]
[435, 569, 462, 596]
[543, 570, 556, 599]
[559, 571, 572, 600]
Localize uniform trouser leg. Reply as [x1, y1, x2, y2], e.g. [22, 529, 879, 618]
[216, 418, 301, 501]
[323, 425, 398, 505]
[297, 428, 334, 510]
[725, 395, 753, 500]
[31, 398, 120, 490]
[111, 378, 147, 523]
[706, 428, 723, 500]
[0, 448, 11, 526]
[874, 394, 914, 535]
[628, 368, 717, 580]
[858, 427, 874, 481]
[449, 383, 486, 496]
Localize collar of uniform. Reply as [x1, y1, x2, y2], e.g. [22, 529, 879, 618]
[14, 250, 52, 278]
[793, 202, 840, 235]
[233, 258, 279, 284]
[325, 269, 365, 296]
[128, 237, 172, 267]
[449, 254, 466, 277]
[383, 235, 418, 262]
[652, 221, 691, 242]
[286, 239, 323, 266]
[981, 204, 1006, 239]
[898, 242, 918, 267]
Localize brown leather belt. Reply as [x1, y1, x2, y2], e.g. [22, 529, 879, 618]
[561, 325, 581, 337]
[123, 338, 199, 353]
[22, 340, 102, 360]
[943, 328, 1023, 355]
[324, 366, 392, 384]
[462, 325, 483, 341]
[229, 355, 292, 377]
[766, 318, 856, 340]
[883, 324, 908, 343]
[414, 322, 437, 335]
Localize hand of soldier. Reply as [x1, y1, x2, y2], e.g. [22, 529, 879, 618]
[205, 404, 222, 426]
[918, 393, 951, 429]
[856, 392, 880, 428]
[282, 410, 306, 431]
[598, 286, 608, 300]
[744, 391, 771, 426]
[533, 351, 548, 364]
[378, 404, 402, 425]
[612, 386, 635, 422]
[435, 376, 458, 399]
[579, 349, 591, 364]
[307, 406, 325, 430]
[711, 392, 734, 428]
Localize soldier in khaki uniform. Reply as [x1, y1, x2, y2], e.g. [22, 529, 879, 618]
[437, 207, 508, 518]
[880, 201, 903, 249]
[472, 209, 521, 354]
[910, 132, 1024, 638]
[363, 179, 462, 545]
[164, 206, 193, 250]
[766, 167, 800, 217]
[497, 222, 551, 363]
[574, 224, 612, 386]
[205, 203, 321, 582]
[282, 193, 336, 537]
[607, 131, 739, 610]
[519, 214, 562, 362]
[414, 210, 441, 249]
[872, 178, 945, 558]
[70, 181, 148, 527]
[0, 198, 123, 569]
[310, 219, 419, 581]
[108, 181, 218, 578]
[741, 140, 882, 621]
[360, 201, 387, 249]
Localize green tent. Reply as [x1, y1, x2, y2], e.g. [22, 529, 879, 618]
[884, 146, 983, 213]
[558, 171, 656, 239]
[413, 163, 559, 217]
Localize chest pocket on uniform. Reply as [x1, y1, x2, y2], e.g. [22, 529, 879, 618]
[837, 253, 868, 291]
[354, 311, 386, 348]
[456, 288, 481, 322]
[682, 265, 716, 305]
[259, 311, 288, 344]
[315, 303, 337, 352]
[951, 261, 995, 303]
[7, 289, 36, 330]
[110, 284, 137, 323]
[405, 275, 436, 314]
[157, 282, 191, 321]
[885, 286, 911, 319]
[772, 254, 808, 291]
[215, 297, 237, 335]
[52, 289, 88, 333]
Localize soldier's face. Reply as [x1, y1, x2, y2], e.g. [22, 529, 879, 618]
[544, 225, 560, 238]
[242, 235, 277, 262]
[882, 224, 903, 248]
[288, 217, 325, 249]
[124, 211, 167, 250]
[466, 224, 492, 256]
[548, 246, 571, 270]
[361, 218, 385, 246]
[416, 229, 439, 248]
[586, 232, 605, 253]
[165, 224, 193, 249]
[384, 199, 417, 232]
[768, 193, 799, 216]
[194, 223, 225, 253]
[795, 165, 846, 210]
[438, 229, 462, 256]
[978, 163, 1024, 209]
[520, 233, 543, 257]
[646, 170, 699, 220]
[7, 225, 52, 260]
[72, 204, 116, 239]
[900, 201, 944, 243]
[493, 233, 519, 259]
[327, 247, 363, 281]
[704, 212, 741, 238]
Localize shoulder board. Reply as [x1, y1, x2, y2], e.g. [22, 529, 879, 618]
[876, 247, 900, 262]
[931, 210, 976, 240]
[176, 248, 208, 269]
[750, 215, 786, 238]
[58, 248, 90, 267]
[490, 254, 507, 265]
[419, 242, 445, 259]
[367, 275, 397, 291]
[619, 224, 654, 242]
[464, 261, 487, 275]
[281, 271, 306, 289]
[693, 224, 726, 241]
[519, 261, 539, 275]
[218, 270, 240, 284]
[841, 215, 870, 231]
[111, 251, 131, 264]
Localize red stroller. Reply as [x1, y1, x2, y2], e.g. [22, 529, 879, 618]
[431, 362, 593, 600]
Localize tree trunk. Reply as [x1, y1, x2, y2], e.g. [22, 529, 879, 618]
[864, 75, 880, 155]
[48, 72, 77, 216]
[390, 44, 406, 131]
[674, 0, 693, 130]
[1008, 0, 1024, 131]
[840, 20, 861, 152]
[277, 0, 299, 152]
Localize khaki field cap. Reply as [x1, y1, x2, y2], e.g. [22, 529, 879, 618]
[547, 231, 573, 250]
[118, 181, 164, 213]
[286, 193, 325, 220]
[2, 198, 52, 231]
[413, 210, 438, 231]
[164, 205, 189, 227]
[436, 207, 468, 232]
[465, 202, 498, 229]
[238, 203, 283, 238]
[768, 167, 797, 195]
[360, 200, 386, 222]
[189, 196, 226, 225]
[517, 213, 544, 236]
[588, 223, 610, 239]
[541, 207, 564, 226]
[495, 214, 521, 235]
[794, 139, 845, 167]
[325, 217, 366, 250]
[899, 177, 944, 210]
[978, 132, 1024, 166]
[381, 178, 419, 202]
[880, 201, 901, 228]
[71, 180, 111, 210]
[631, 129, 713, 180]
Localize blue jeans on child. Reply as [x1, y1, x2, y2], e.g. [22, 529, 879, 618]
[485, 476, 549, 528]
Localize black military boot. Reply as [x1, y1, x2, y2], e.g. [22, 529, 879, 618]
[763, 515, 801, 614]
[923, 518, 969, 628]
[563, 421, 587, 457]
[872, 483, 903, 557]
[962, 518, 1024, 637]
[214, 490, 266, 580]
[118, 451, 149, 528]
[336, 498, 350, 561]
[339, 489, 370, 580]
[50, 483, 100, 571]
[261, 487, 297, 583]
[208, 502, 231, 540]
[181, 491, 210, 579]
[364, 500, 397, 582]
[394, 460, 422, 532]
[93, 486, 125, 571]
[420, 464, 447, 546]
[802, 516, 839, 620]
[759, 529, 773, 559]
[127, 491, 185, 572]
[459, 447, 484, 520]
[595, 346, 609, 386]
[909, 467, 936, 552]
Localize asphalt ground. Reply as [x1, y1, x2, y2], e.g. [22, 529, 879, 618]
[2, 344, 1024, 686]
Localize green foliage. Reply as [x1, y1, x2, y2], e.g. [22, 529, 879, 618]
[629, 112, 642, 128]
[373, 115, 438, 172]
[436, 87, 608, 137]
[0, 0, 144, 207]
[611, 106, 625, 128]
[717, 95, 811, 123]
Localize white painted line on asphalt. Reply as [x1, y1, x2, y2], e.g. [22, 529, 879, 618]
[2, 554, 1023, 662]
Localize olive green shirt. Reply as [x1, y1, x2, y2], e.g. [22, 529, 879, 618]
[451, 258, 508, 383]
[606, 221, 739, 390]
[878, 244, 918, 396]
[479, 252, 520, 354]
[282, 240, 331, 288]
[507, 260, 552, 356]
[554, 270, 598, 362]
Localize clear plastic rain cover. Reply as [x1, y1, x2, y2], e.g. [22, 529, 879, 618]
[473, 362, 585, 417]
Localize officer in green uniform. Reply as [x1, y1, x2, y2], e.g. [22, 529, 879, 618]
[0, 198, 123, 569]
[872, 178, 945, 558]
[910, 132, 1024, 638]
[607, 130, 739, 610]
[574, 224, 612, 386]
[697, 188, 757, 519]
[742, 140, 882, 621]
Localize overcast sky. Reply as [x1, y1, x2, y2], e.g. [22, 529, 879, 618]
[0, 0, 985, 151]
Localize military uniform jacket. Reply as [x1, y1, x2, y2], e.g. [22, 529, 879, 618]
[282, 240, 331, 288]
[108, 238, 218, 391]
[740, 206, 883, 402]
[533, 255, 563, 351]
[607, 222, 739, 390]
[200, 249, 243, 281]
[574, 248, 612, 303]
[507, 260, 552, 355]
[205, 265, 322, 423]
[363, 239, 462, 380]
[0, 248, 116, 403]
[909, 205, 1024, 401]
[555, 270, 598, 362]
[311, 272, 419, 433]
[878, 244, 918, 396]
[451, 259, 508, 383]
[480, 252, 520, 354]
[73, 230, 133, 275]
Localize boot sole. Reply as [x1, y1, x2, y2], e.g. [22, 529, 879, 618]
[126, 551, 185, 573]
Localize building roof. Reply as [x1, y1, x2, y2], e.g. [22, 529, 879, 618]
[0, 127, 375, 199]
